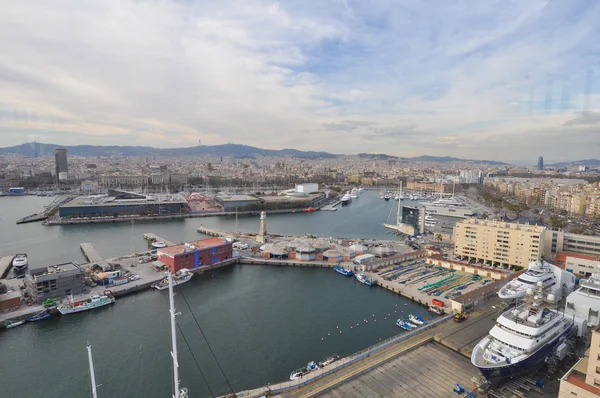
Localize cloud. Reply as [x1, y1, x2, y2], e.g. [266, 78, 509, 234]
[563, 111, 600, 126]
[0, 0, 599, 161]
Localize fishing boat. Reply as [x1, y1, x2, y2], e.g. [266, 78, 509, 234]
[4, 319, 25, 329]
[318, 355, 340, 368]
[355, 273, 375, 286]
[289, 361, 319, 380]
[408, 314, 426, 326]
[57, 290, 115, 314]
[28, 311, 51, 322]
[153, 269, 193, 290]
[302, 207, 316, 213]
[333, 265, 353, 276]
[396, 319, 413, 330]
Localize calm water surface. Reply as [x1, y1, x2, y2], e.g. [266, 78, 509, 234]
[0, 192, 432, 397]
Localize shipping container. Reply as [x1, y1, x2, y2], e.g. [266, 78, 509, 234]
[432, 299, 445, 307]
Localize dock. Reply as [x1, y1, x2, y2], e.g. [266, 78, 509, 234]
[0, 256, 13, 279]
[142, 233, 176, 247]
[79, 243, 103, 263]
[196, 226, 226, 237]
[16, 213, 49, 224]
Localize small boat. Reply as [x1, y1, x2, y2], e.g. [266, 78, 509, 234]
[153, 269, 193, 291]
[318, 355, 340, 368]
[302, 207, 316, 213]
[333, 265, 353, 276]
[395, 319, 413, 330]
[408, 314, 426, 326]
[5, 320, 25, 329]
[355, 273, 375, 286]
[289, 361, 319, 380]
[12, 254, 28, 271]
[384, 194, 391, 201]
[428, 305, 445, 315]
[28, 312, 51, 322]
[151, 241, 167, 249]
[57, 290, 115, 315]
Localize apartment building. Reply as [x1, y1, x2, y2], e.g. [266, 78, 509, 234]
[559, 325, 600, 397]
[563, 233, 600, 257]
[555, 251, 599, 277]
[453, 219, 546, 269]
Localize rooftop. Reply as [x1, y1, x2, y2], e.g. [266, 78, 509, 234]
[216, 194, 260, 202]
[30, 262, 82, 279]
[158, 238, 229, 256]
[458, 218, 545, 232]
[62, 193, 187, 207]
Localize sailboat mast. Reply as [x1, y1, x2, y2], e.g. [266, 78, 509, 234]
[397, 181, 402, 225]
[87, 345, 98, 398]
[168, 272, 181, 398]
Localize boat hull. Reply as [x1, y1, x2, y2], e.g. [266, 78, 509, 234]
[154, 274, 193, 290]
[57, 297, 115, 314]
[333, 266, 353, 276]
[473, 323, 573, 382]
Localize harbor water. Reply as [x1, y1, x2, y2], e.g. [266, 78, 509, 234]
[0, 192, 434, 397]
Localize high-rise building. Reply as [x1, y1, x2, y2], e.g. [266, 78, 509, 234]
[537, 156, 544, 170]
[33, 141, 40, 158]
[54, 148, 68, 182]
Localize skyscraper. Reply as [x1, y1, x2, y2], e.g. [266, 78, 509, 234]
[33, 141, 40, 158]
[55, 148, 68, 182]
[537, 156, 544, 170]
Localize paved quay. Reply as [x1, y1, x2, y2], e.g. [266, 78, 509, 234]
[0, 255, 13, 278]
[313, 342, 479, 398]
[142, 233, 176, 247]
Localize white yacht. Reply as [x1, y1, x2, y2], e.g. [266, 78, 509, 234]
[153, 269, 193, 291]
[340, 191, 352, 205]
[498, 260, 576, 301]
[472, 283, 584, 383]
[350, 188, 359, 199]
[12, 254, 28, 271]
[565, 265, 600, 326]
[151, 241, 167, 249]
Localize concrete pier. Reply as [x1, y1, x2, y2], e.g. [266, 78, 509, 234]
[79, 243, 103, 263]
[142, 233, 175, 247]
[196, 226, 226, 237]
[0, 255, 13, 279]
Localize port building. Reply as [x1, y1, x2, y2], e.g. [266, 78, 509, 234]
[559, 325, 600, 397]
[59, 189, 189, 218]
[554, 251, 599, 277]
[157, 238, 233, 272]
[216, 194, 261, 211]
[24, 262, 85, 302]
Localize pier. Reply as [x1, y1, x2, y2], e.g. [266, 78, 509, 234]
[142, 233, 176, 247]
[196, 226, 227, 237]
[0, 256, 13, 279]
[79, 243, 103, 263]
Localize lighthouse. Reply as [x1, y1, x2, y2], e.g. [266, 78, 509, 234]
[256, 211, 268, 243]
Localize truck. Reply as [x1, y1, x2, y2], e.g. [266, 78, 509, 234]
[454, 312, 468, 323]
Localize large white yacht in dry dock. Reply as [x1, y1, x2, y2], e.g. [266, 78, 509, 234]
[565, 265, 600, 326]
[472, 283, 586, 383]
[498, 260, 576, 301]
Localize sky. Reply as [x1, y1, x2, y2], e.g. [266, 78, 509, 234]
[0, 0, 599, 162]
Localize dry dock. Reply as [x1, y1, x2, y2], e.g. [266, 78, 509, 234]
[79, 243, 103, 263]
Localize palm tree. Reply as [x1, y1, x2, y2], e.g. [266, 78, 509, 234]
[434, 233, 443, 249]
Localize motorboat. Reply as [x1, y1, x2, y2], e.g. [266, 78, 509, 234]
[350, 188, 359, 198]
[12, 254, 28, 271]
[28, 311, 51, 322]
[151, 241, 167, 249]
[396, 319, 414, 330]
[4, 320, 25, 329]
[472, 282, 583, 383]
[498, 260, 576, 301]
[302, 207, 316, 213]
[408, 314, 427, 326]
[384, 193, 391, 201]
[153, 269, 193, 291]
[289, 361, 319, 380]
[318, 355, 340, 368]
[333, 265, 353, 276]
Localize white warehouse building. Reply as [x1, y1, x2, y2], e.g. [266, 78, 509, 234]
[295, 183, 319, 195]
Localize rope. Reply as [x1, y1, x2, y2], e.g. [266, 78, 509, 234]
[176, 322, 215, 398]
[176, 284, 236, 395]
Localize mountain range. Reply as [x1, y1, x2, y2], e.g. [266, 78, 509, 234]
[1, 142, 510, 164]
[547, 159, 600, 167]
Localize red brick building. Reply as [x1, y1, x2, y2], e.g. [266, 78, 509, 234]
[157, 238, 233, 272]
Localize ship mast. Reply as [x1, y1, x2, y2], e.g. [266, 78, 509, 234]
[87, 345, 99, 398]
[168, 272, 187, 398]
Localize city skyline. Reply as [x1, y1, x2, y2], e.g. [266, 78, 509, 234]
[1, 1, 599, 161]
